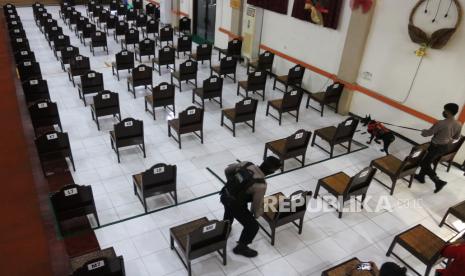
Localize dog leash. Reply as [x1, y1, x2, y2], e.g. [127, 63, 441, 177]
[377, 122, 423, 132]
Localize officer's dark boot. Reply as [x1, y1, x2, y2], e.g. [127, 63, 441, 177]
[233, 243, 258, 258]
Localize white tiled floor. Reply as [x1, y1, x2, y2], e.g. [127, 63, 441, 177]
[17, 5, 465, 276]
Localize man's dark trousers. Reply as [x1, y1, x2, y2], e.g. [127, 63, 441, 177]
[418, 143, 449, 183]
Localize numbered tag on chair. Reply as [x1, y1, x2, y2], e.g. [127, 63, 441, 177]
[264, 52, 270, 57]
[139, 66, 146, 71]
[153, 167, 165, 174]
[64, 187, 78, 196]
[30, 79, 39, 85]
[122, 51, 128, 56]
[86, 24, 91, 28]
[244, 99, 251, 105]
[87, 260, 105, 271]
[226, 57, 232, 61]
[202, 223, 216, 233]
[233, 40, 238, 44]
[202, 44, 208, 48]
[290, 90, 297, 96]
[38, 102, 48, 109]
[164, 27, 169, 31]
[46, 133, 58, 140]
[345, 120, 353, 126]
[102, 93, 110, 100]
[58, 35, 64, 39]
[124, 121, 133, 127]
[144, 40, 150, 44]
[130, 30, 134, 34]
[14, 29, 20, 33]
[210, 78, 217, 83]
[255, 72, 262, 77]
[182, 18, 188, 22]
[187, 109, 196, 115]
[359, 170, 369, 178]
[119, 22, 124, 26]
[47, 19, 52, 22]
[290, 193, 302, 202]
[160, 84, 168, 90]
[164, 48, 170, 52]
[96, 32, 101, 36]
[6, 4, 11, 8]
[23, 61, 31, 66]
[412, 150, 422, 158]
[21, 51, 28, 56]
[52, 26, 57, 30]
[294, 66, 301, 71]
[16, 38, 23, 42]
[67, 46, 73, 51]
[11, 21, 17, 25]
[88, 72, 95, 78]
[295, 132, 303, 139]
[186, 62, 192, 67]
[76, 56, 83, 61]
[333, 83, 340, 89]
[183, 36, 188, 41]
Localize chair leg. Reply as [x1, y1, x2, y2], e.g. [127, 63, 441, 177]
[266, 103, 270, 116]
[298, 217, 304, 234]
[320, 104, 324, 117]
[311, 134, 316, 147]
[270, 227, 276, 246]
[306, 94, 311, 108]
[279, 112, 282, 126]
[408, 174, 414, 188]
[233, 123, 236, 137]
[439, 210, 450, 227]
[236, 84, 240, 96]
[177, 132, 182, 149]
[390, 179, 397, 195]
[273, 78, 277, 90]
[386, 237, 397, 257]
[314, 183, 320, 199]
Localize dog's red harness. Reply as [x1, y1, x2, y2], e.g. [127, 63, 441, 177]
[368, 121, 390, 136]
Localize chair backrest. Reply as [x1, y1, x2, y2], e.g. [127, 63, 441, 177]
[220, 56, 237, 70]
[35, 131, 71, 154]
[247, 70, 267, 87]
[275, 190, 310, 220]
[334, 117, 359, 142]
[178, 16, 191, 32]
[29, 99, 59, 123]
[285, 129, 311, 152]
[188, 220, 229, 253]
[18, 60, 42, 81]
[115, 50, 134, 68]
[106, 14, 117, 28]
[136, 13, 147, 25]
[115, 20, 128, 35]
[196, 43, 212, 58]
[203, 75, 223, 94]
[93, 90, 119, 109]
[60, 45, 79, 62]
[76, 16, 89, 32]
[146, 3, 155, 15]
[133, 0, 143, 10]
[258, 51, 274, 69]
[70, 55, 90, 71]
[51, 184, 93, 212]
[227, 39, 242, 56]
[15, 49, 35, 63]
[117, 3, 126, 15]
[109, 0, 117, 10]
[9, 28, 26, 39]
[399, 146, 428, 173]
[132, 64, 152, 80]
[177, 35, 192, 50]
[141, 163, 177, 188]
[72, 256, 124, 276]
[324, 82, 344, 99]
[235, 97, 258, 116]
[160, 26, 173, 41]
[53, 34, 70, 49]
[125, 28, 139, 43]
[282, 89, 304, 109]
[287, 65, 305, 84]
[139, 38, 155, 52]
[158, 46, 175, 63]
[179, 106, 204, 127]
[146, 19, 158, 33]
[346, 167, 377, 195]
[91, 30, 106, 43]
[180, 60, 197, 75]
[126, 8, 136, 21]
[22, 78, 49, 102]
[447, 136, 465, 155]
[12, 36, 29, 52]
[98, 8, 109, 22]
[82, 23, 96, 37]
[115, 118, 143, 138]
[153, 82, 175, 100]
[81, 70, 103, 87]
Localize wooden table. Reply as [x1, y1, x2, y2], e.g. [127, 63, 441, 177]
[440, 200, 465, 232]
[322, 257, 379, 276]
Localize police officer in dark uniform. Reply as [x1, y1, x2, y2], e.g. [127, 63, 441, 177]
[220, 156, 281, 258]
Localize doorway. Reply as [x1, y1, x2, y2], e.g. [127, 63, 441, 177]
[193, 0, 216, 44]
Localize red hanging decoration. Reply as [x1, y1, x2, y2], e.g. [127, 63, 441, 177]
[350, 0, 374, 13]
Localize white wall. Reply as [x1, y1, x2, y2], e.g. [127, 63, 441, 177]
[214, 0, 233, 49]
[349, 0, 465, 162]
[259, 0, 352, 92]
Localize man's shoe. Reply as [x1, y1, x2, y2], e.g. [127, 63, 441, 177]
[233, 243, 258, 258]
[414, 174, 425, 184]
[434, 180, 447, 193]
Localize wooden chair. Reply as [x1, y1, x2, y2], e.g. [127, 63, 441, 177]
[175, 35, 192, 58]
[247, 51, 274, 76]
[192, 75, 223, 108]
[45, 25, 63, 47]
[218, 38, 242, 61]
[11, 37, 30, 54]
[52, 34, 70, 58]
[89, 30, 108, 55]
[74, 16, 89, 36]
[152, 46, 175, 76]
[17, 60, 42, 82]
[264, 129, 312, 172]
[29, 99, 62, 137]
[168, 106, 204, 149]
[59, 45, 80, 72]
[322, 258, 380, 276]
[113, 20, 128, 42]
[116, 3, 126, 18]
[311, 117, 359, 158]
[266, 89, 303, 125]
[35, 131, 75, 175]
[79, 23, 96, 46]
[260, 191, 311, 245]
[434, 136, 465, 172]
[68, 10, 81, 31]
[133, 0, 143, 12]
[306, 82, 344, 117]
[190, 43, 212, 66]
[145, 3, 156, 17]
[112, 50, 134, 81]
[103, 14, 117, 35]
[440, 200, 465, 232]
[237, 70, 267, 100]
[170, 218, 229, 276]
[133, 13, 147, 31]
[142, 18, 158, 38]
[145, 82, 175, 120]
[70, 248, 125, 276]
[51, 184, 99, 235]
[386, 224, 452, 276]
[133, 163, 177, 212]
[90, 91, 121, 130]
[78, 70, 104, 106]
[110, 118, 146, 163]
[95, 8, 109, 28]
[314, 167, 377, 218]
[14, 49, 36, 64]
[109, 0, 117, 11]
[125, 8, 137, 24]
[273, 65, 305, 93]
[175, 16, 191, 36]
[157, 26, 174, 47]
[221, 97, 258, 137]
[370, 146, 427, 195]
[121, 28, 139, 50]
[211, 56, 237, 82]
[22, 79, 50, 105]
[127, 64, 153, 98]
[171, 60, 198, 91]
[134, 38, 155, 61]
[68, 55, 91, 87]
